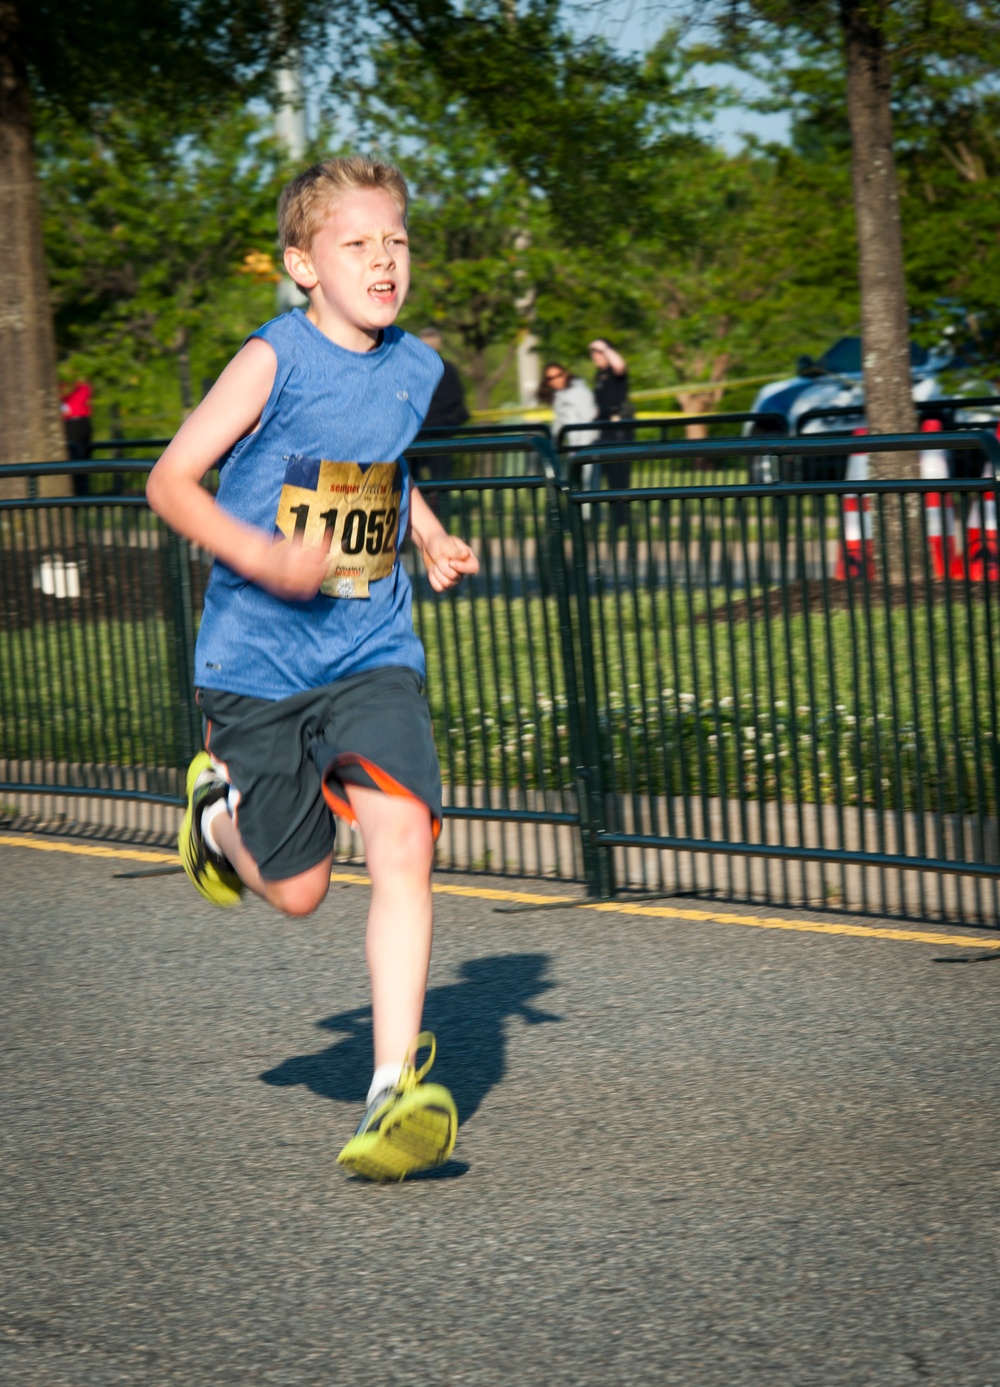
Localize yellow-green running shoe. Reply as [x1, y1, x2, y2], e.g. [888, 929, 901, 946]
[178, 751, 244, 908]
[337, 1032, 458, 1182]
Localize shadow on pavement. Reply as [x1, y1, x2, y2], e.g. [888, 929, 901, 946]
[259, 952, 561, 1123]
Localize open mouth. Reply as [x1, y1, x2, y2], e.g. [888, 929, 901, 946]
[369, 281, 396, 299]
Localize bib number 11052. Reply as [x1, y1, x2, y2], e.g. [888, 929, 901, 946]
[275, 458, 402, 598]
[287, 504, 398, 556]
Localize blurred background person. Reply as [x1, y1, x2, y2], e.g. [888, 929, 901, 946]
[538, 362, 599, 449]
[588, 338, 630, 431]
[61, 376, 93, 497]
[588, 338, 632, 529]
[415, 326, 470, 493]
[538, 361, 600, 500]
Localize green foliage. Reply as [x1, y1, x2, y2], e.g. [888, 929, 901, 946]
[38, 101, 291, 428]
[371, 0, 696, 243]
[349, 38, 546, 408]
[24, 0, 333, 119]
[33, 1, 1000, 430]
[351, 24, 842, 401]
[706, 0, 1000, 368]
[892, 45, 1000, 364]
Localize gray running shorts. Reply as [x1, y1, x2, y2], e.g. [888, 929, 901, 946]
[197, 666, 442, 882]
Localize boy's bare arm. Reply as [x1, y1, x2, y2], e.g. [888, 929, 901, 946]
[146, 339, 329, 600]
[409, 486, 479, 593]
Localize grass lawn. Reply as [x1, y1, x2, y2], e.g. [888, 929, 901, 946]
[5, 577, 997, 821]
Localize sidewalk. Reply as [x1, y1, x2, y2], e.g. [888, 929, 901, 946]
[2, 834, 998, 1385]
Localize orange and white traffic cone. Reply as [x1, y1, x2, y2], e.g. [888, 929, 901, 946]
[836, 429, 875, 581]
[919, 418, 957, 579]
[964, 429, 1000, 582]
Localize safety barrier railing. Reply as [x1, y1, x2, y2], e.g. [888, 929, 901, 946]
[785, 398, 1000, 483]
[557, 411, 789, 488]
[562, 431, 1000, 922]
[408, 425, 553, 484]
[557, 411, 788, 450]
[404, 435, 583, 879]
[0, 460, 201, 824]
[796, 395, 1000, 437]
[0, 436, 583, 880]
[4, 430, 1000, 922]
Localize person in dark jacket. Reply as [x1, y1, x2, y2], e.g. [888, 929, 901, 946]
[588, 339, 630, 429]
[415, 327, 470, 488]
[588, 338, 632, 529]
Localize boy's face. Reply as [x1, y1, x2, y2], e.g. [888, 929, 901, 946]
[283, 187, 410, 351]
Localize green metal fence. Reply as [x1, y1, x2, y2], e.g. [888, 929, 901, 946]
[2, 429, 1000, 923]
[796, 394, 1000, 438]
[562, 431, 1000, 923]
[406, 436, 583, 879]
[557, 410, 788, 450]
[0, 462, 201, 814]
[0, 438, 583, 880]
[557, 411, 789, 488]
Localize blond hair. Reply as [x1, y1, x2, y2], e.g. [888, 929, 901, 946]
[278, 154, 409, 252]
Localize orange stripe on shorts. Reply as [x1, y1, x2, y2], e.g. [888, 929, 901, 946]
[321, 754, 441, 840]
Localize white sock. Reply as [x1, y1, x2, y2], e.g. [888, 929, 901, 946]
[367, 1063, 402, 1106]
[200, 797, 230, 856]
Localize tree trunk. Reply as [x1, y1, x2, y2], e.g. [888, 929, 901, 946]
[176, 328, 195, 416]
[840, 0, 917, 476]
[468, 346, 493, 413]
[675, 351, 729, 439]
[0, 1, 67, 497]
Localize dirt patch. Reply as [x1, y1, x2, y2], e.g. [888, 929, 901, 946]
[700, 578, 993, 625]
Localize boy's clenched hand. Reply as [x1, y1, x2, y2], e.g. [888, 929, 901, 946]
[419, 532, 480, 593]
[249, 534, 332, 601]
[408, 483, 478, 592]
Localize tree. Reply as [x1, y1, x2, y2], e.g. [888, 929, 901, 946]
[7, 0, 642, 474]
[348, 39, 545, 410]
[891, 35, 1000, 369]
[38, 101, 289, 423]
[350, 22, 797, 408]
[1, 0, 64, 479]
[689, 0, 1000, 473]
[363, 0, 695, 248]
[1, 0, 325, 479]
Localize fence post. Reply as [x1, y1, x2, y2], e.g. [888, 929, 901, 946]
[543, 446, 614, 897]
[164, 528, 201, 776]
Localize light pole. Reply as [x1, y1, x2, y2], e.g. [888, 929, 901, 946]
[274, 57, 309, 314]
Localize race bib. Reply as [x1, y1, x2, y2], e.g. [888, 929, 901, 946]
[274, 457, 402, 598]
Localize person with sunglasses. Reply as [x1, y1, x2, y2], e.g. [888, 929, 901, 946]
[537, 362, 599, 451]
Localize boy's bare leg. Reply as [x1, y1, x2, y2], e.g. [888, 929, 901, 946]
[344, 783, 435, 1069]
[211, 812, 333, 917]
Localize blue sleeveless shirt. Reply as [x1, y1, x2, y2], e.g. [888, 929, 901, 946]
[193, 310, 443, 699]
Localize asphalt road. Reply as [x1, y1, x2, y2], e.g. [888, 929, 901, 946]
[2, 834, 999, 1386]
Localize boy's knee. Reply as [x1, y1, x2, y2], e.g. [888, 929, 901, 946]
[264, 866, 331, 917]
[374, 815, 435, 879]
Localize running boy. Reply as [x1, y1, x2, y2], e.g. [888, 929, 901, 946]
[146, 155, 479, 1181]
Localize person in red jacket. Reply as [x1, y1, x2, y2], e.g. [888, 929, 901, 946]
[61, 379, 93, 496]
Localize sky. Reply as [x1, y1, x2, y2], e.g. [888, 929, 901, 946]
[572, 0, 792, 150]
[300, 3, 792, 155]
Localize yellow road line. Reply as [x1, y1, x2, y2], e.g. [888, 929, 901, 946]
[583, 900, 1000, 950]
[3, 834, 997, 949]
[331, 869, 575, 906]
[0, 835, 177, 864]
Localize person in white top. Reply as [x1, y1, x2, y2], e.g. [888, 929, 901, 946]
[539, 361, 600, 449]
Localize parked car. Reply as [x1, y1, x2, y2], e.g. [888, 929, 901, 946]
[745, 336, 999, 479]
